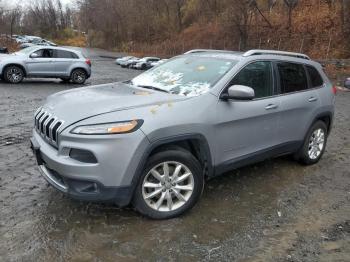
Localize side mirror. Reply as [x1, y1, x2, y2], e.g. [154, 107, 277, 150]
[221, 85, 255, 100]
[30, 53, 39, 58]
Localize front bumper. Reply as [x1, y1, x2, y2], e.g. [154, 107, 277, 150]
[30, 128, 149, 206]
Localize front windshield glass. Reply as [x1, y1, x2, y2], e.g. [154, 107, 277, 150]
[15, 46, 38, 55]
[131, 56, 237, 96]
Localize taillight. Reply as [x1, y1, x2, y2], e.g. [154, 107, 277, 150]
[85, 59, 91, 66]
[332, 86, 337, 95]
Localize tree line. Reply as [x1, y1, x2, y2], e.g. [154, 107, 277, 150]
[1, 0, 349, 58]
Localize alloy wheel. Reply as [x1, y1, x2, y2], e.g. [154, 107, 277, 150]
[308, 128, 325, 160]
[6, 67, 23, 83]
[142, 161, 194, 212]
[72, 70, 86, 84]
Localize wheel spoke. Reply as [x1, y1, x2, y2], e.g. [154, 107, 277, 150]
[144, 182, 161, 189]
[174, 172, 191, 183]
[163, 162, 170, 179]
[173, 188, 186, 202]
[144, 188, 162, 199]
[172, 164, 182, 181]
[174, 184, 193, 191]
[166, 191, 173, 211]
[155, 192, 166, 210]
[150, 169, 163, 182]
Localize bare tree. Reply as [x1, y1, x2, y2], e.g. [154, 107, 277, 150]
[9, 8, 21, 37]
[284, 0, 298, 37]
[343, 0, 350, 54]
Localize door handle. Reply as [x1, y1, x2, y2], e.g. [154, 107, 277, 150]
[308, 97, 318, 102]
[265, 104, 278, 110]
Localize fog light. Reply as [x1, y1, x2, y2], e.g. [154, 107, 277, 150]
[69, 148, 97, 164]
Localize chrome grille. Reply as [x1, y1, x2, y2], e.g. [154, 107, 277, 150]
[34, 108, 64, 147]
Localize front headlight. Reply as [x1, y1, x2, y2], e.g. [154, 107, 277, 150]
[71, 120, 143, 135]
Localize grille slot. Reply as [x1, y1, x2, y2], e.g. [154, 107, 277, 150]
[34, 109, 64, 147]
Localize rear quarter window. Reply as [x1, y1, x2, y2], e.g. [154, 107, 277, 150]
[55, 50, 79, 59]
[306, 65, 324, 87]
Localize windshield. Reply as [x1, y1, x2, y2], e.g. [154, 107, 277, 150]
[131, 56, 237, 96]
[15, 46, 38, 55]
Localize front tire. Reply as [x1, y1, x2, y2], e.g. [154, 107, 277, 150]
[4, 66, 24, 84]
[70, 69, 87, 84]
[295, 121, 328, 165]
[133, 149, 204, 219]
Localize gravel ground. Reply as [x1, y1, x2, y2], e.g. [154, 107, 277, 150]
[0, 48, 349, 262]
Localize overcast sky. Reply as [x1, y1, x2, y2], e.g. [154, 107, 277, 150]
[1, 0, 74, 8]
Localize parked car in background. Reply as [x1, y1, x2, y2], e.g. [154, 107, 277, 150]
[120, 57, 140, 68]
[345, 77, 350, 89]
[116, 56, 134, 65]
[134, 57, 160, 70]
[0, 46, 91, 84]
[20, 39, 57, 49]
[0, 47, 8, 54]
[31, 49, 335, 219]
[150, 59, 168, 68]
[13, 35, 28, 44]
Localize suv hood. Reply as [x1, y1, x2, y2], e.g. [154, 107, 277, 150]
[44, 82, 187, 126]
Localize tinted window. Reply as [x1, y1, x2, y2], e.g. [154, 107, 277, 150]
[278, 62, 308, 93]
[306, 65, 323, 87]
[230, 61, 273, 99]
[32, 49, 54, 58]
[55, 50, 78, 59]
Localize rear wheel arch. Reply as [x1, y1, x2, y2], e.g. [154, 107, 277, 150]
[311, 112, 333, 135]
[70, 68, 88, 84]
[70, 67, 88, 77]
[315, 114, 331, 133]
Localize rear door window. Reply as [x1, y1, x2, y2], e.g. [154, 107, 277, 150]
[277, 62, 308, 94]
[306, 65, 324, 87]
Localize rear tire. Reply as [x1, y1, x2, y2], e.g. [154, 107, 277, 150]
[133, 149, 204, 219]
[295, 121, 328, 165]
[3, 65, 24, 84]
[70, 69, 87, 84]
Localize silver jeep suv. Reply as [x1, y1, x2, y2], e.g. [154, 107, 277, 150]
[0, 46, 91, 84]
[30, 49, 335, 219]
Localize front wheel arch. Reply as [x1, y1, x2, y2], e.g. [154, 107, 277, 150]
[2, 64, 27, 77]
[123, 134, 213, 207]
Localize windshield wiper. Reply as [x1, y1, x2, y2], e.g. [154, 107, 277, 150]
[137, 85, 170, 94]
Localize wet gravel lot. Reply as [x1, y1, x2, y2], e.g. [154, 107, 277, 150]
[0, 49, 349, 261]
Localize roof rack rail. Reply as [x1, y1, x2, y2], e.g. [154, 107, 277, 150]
[184, 49, 239, 55]
[243, 49, 310, 60]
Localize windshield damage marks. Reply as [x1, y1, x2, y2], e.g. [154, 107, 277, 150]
[131, 57, 237, 97]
